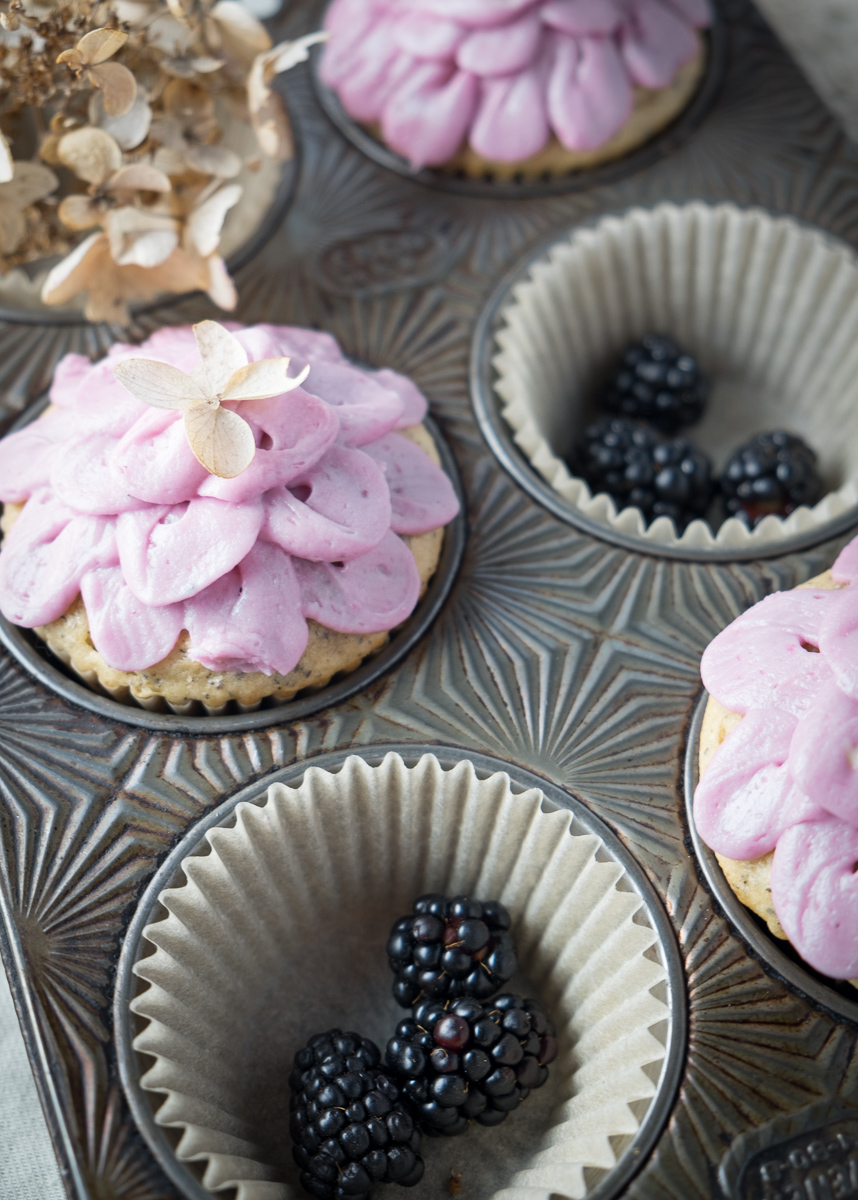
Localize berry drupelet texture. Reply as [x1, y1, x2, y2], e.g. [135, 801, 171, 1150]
[289, 1030, 424, 1200]
[568, 417, 713, 530]
[719, 431, 823, 527]
[385, 994, 557, 1136]
[386, 894, 517, 1008]
[602, 334, 709, 430]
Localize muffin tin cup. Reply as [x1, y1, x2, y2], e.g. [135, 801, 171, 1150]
[116, 747, 686, 1200]
[310, 19, 726, 200]
[684, 692, 858, 1023]
[473, 202, 858, 561]
[0, 405, 466, 733]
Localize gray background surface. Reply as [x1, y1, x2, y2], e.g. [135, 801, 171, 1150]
[1, 2, 855, 1197]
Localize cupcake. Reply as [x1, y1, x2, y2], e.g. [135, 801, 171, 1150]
[694, 536, 858, 985]
[0, 322, 460, 713]
[318, 0, 710, 179]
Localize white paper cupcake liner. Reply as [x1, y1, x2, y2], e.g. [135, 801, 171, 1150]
[129, 753, 673, 1200]
[492, 202, 858, 553]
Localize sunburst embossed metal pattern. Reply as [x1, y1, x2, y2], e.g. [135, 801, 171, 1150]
[4, 2, 858, 1199]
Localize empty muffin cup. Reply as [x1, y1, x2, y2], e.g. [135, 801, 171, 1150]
[488, 202, 858, 555]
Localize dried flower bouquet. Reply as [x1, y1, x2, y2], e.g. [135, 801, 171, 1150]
[0, 0, 321, 322]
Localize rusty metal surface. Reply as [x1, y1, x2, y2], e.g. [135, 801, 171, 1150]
[3, 1, 858, 1197]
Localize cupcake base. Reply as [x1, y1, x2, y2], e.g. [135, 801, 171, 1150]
[1, 425, 446, 715]
[697, 567, 858, 988]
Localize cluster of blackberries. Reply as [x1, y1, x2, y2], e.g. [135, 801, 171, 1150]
[567, 334, 823, 530]
[290, 1031, 423, 1200]
[720, 430, 822, 527]
[289, 896, 555, 1200]
[570, 418, 713, 529]
[386, 995, 556, 1136]
[386, 894, 517, 1007]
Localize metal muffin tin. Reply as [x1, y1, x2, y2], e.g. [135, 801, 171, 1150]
[114, 745, 687, 1200]
[4, 1, 858, 1198]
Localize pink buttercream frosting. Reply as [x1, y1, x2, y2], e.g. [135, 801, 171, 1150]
[319, 0, 710, 167]
[0, 324, 459, 678]
[694, 539, 858, 979]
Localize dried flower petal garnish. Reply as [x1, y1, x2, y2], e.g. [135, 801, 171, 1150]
[0, 161, 58, 254]
[113, 319, 310, 477]
[57, 27, 137, 116]
[248, 32, 328, 159]
[0, 2, 322, 322]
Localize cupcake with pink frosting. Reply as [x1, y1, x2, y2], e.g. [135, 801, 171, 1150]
[319, 0, 711, 179]
[694, 541, 858, 987]
[0, 322, 459, 714]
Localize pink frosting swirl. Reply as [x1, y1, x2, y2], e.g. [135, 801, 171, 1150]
[694, 539, 858, 978]
[0, 325, 459, 677]
[319, 0, 710, 167]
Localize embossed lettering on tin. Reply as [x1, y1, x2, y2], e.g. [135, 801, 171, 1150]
[317, 229, 456, 297]
[720, 1103, 858, 1200]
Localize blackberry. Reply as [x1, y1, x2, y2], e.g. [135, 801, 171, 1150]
[720, 431, 823, 527]
[386, 894, 517, 1008]
[568, 417, 713, 529]
[603, 334, 708, 429]
[385, 994, 556, 1136]
[289, 1029, 424, 1200]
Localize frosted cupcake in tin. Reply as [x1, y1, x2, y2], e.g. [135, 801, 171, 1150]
[0, 322, 459, 713]
[319, 0, 711, 179]
[694, 537, 858, 985]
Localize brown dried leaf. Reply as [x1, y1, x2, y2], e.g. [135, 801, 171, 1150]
[107, 163, 172, 193]
[184, 401, 256, 477]
[88, 61, 137, 117]
[90, 88, 153, 150]
[184, 182, 241, 257]
[205, 253, 237, 311]
[0, 203, 26, 254]
[193, 320, 247, 395]
[184, 143, 242, 178]
[221, 358, 309, 402]
[58, 127, 122, 186]
[247, 34, 326, 159]
[163, 78, 215, 124]
[0, 133, 12, 184]
[2, 162, 58, 207]
[209, 2, 271, 63]
[41, 232, 108, 306]
[40, 135, 63, 166]
[250, 84, 293, 160]
[105, 207, 179, 267]
[114, 358, 205, 408]
[56, 47, 85, 69]
[265, 32, 329, 79]
[58, 194, 101, 230]
[77, 27, 129, 65]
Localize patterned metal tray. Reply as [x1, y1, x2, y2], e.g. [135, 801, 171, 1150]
[4, 1, 858, 1198]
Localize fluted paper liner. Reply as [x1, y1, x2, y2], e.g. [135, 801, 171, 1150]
[129, 753, 671, 1200]
[493, 202, 858, 552]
